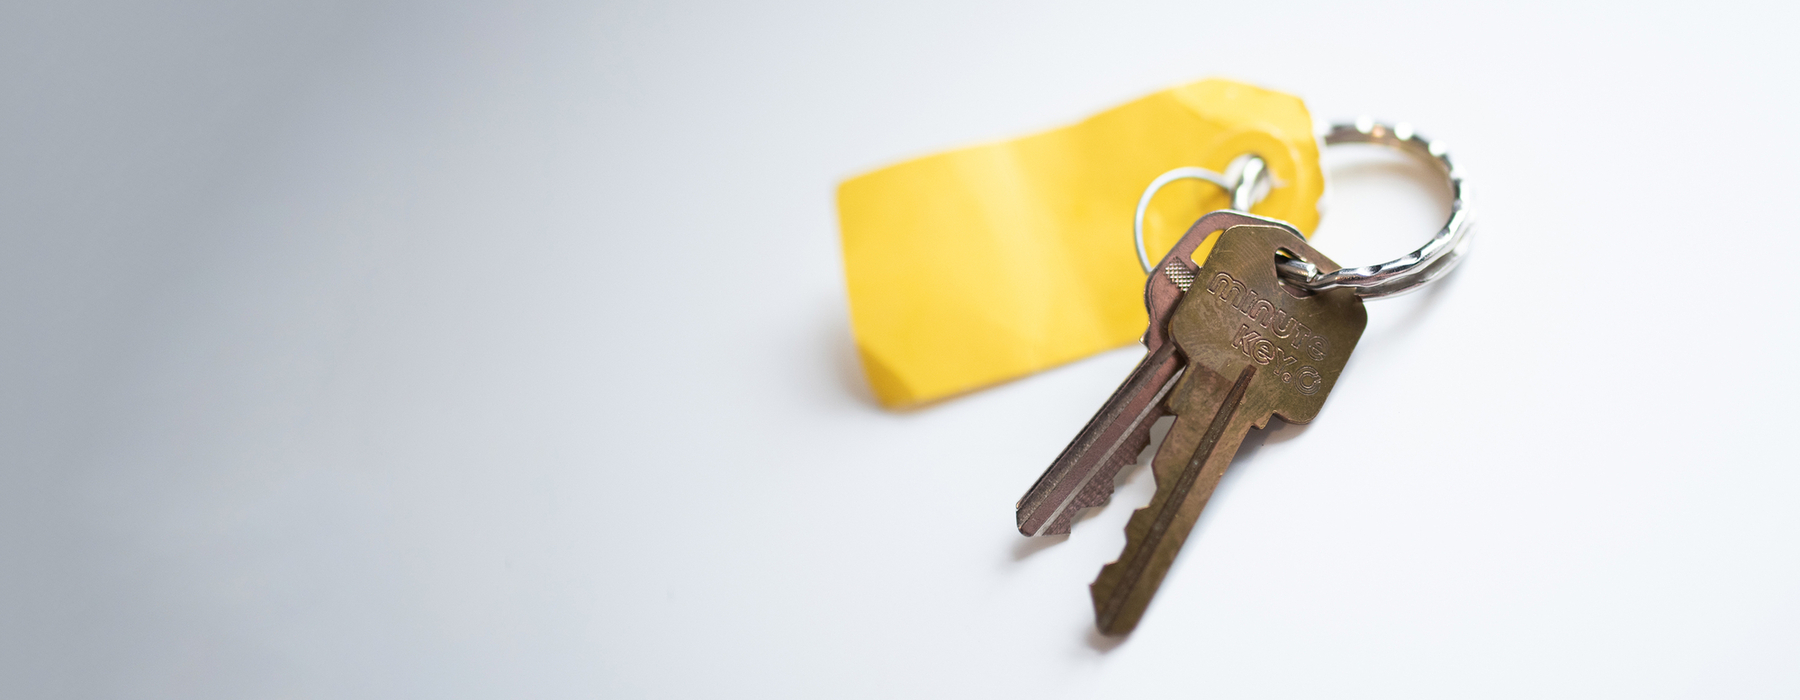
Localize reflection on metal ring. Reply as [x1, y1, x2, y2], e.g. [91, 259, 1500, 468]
[1276, 119, 1473, 299]
[1132, 154, 1270, 274]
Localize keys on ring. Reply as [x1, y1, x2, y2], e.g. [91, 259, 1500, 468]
[1018, 120, 1472, 636]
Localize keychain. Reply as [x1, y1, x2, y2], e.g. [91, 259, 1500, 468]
[838, 79, 1324, 408]
[1016, 120, 1472, 636]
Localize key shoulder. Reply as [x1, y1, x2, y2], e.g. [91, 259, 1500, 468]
[1168, 225, 1368, 424]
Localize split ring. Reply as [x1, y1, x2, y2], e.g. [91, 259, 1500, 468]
[1133, 154, 1271, 274]
[1132, 119, 1472, 299]
[1276, 119, 1472, 299]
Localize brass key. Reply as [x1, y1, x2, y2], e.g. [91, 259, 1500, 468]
[1090, 223, 1367, 636]
[1016, 211, 1301, 537]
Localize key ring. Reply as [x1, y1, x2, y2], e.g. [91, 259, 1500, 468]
[1133, 118, 1472, 299]
[1132, 154, 1271, 274]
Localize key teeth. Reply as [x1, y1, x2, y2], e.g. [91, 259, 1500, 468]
[1021, 493, 1107, 537]
[1018, 351, 1179, 539]
[1042, 474, 1119, 535]
[1090, 498, 1168, 636]
[1095, 501, 1160, 569]
[1026, 408, 1165, 537]
[1061, 420, 1159, 533]
[1038, 490, 1108, 537]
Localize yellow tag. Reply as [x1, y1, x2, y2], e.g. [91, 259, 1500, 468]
[837, 78, 1322, 408]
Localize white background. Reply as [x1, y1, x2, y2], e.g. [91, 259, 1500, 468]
[5, 1, 1800, 697]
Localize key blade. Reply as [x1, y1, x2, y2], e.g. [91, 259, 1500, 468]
[1014, 210, 1286, 538]
[1091, 363, 1256, 636]
[1088, 224, 1370, 636]
[1016, 343, 1183, 536]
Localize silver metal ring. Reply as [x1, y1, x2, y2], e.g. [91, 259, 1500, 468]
[1275, 119, 1472, 299]
[1133, 155, 1270, 273]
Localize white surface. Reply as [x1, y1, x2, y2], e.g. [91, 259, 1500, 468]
[6, 1, 1800, 697]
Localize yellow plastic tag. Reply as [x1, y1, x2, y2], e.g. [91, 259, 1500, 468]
[837, 78, 1322, 408]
